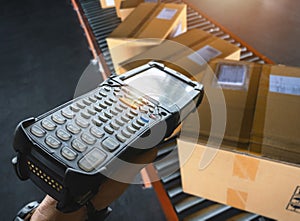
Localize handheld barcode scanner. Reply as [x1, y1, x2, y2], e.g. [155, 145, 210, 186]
[12, 62, 204, 213]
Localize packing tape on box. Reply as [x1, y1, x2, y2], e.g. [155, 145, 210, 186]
[226, 188, 248, 210]
[249, 64, 272, 153]
[237, 63, 262, 146]
[226, 154, 260, 210]
[232, 154, 260, 181]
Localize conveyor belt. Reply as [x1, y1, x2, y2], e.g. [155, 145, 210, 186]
[150, 138, 273, 221]
[71, 0, 275, 220]
[72, 0, 120, 76]
[72, 0, 273, 78]
[80, 0, 120, 74]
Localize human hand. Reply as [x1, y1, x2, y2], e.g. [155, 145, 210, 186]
[30, 147, 157, 221]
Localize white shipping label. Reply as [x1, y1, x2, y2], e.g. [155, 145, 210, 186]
[217, 64, 247, 86]
[156, 8, 178, 20]
[105, 0, 115, 6]
[188, 45, 222, 65]
[269, 75, 300, 96]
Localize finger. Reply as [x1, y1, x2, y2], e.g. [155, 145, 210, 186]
[91, 147, 157, 210]
[31, 195, 87, 221]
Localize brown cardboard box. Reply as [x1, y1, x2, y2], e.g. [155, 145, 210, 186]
[192, 59, 262, 147]
[100, 0, 116, 8]
[106, 2, 187, 74]
[178, 139, 300, 221]
[261, 145, 300, 164]
[116, 0, 161, 21]
[250, 64, 300, 162]
[119, 0, 138, 20]
[178, 63, 300, 220]
[114, 0, 123, 17]
[119, 29, 241, 78]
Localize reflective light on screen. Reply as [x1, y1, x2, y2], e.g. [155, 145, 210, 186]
[125, 68, 193, 107]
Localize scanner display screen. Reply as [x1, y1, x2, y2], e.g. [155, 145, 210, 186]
[125, 68, 194, 108]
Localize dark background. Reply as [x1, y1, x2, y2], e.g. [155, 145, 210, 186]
[0, 0, 165, 220]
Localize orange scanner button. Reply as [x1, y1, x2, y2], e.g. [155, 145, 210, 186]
[119, 97, 138, 109]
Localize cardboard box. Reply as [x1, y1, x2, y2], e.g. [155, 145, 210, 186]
[116, 0, 160, 21]
[100, 0, 116, 8]
[119, 29, 241, 78]
[106, 2, 187, 74]
[114, 0, 123, 17]
[250, 64, 300, 163]
[178, 139, 300, 221]
[261, 145, 300, 164]
[192, 59, 262, 147]
[178, 63, 300, 220]
[119, 0, 138, 20]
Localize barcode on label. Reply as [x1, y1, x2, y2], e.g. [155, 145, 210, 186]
[105, 0, 115, 6]
[269, 75, 300, 96]
[188, 45, 222, 65]
[217, 64, 247, 86]
[156, 8, 177, 20]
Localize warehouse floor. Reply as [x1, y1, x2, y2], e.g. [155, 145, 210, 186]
[1, 0, 299, 220]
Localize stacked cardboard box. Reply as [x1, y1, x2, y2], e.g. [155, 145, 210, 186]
[114, 0, 123, 16]
[178, 61, 300, 221]
[120, 29, 241, 78]
[188, 59, 262, 148]
[178, 139, 300, 221]
[115, 0, 160, 21]
[250, 64, 300, 163]
[106, 2, 187, 74]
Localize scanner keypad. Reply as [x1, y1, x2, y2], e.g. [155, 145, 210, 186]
[27, 86, 158, 172]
